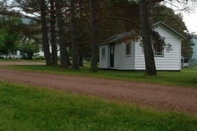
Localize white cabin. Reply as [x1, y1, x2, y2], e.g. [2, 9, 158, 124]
[192, 37, 197, 60]
[0, 50, 21, 59]
[99, 22, 186, 71]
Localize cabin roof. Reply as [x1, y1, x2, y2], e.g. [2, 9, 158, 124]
[101, 21, 186, 45]
[101, 31, 136, 45]
[153, 21, 186, 39]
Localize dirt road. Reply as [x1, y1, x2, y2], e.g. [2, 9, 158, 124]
[0, 61, 196, 115]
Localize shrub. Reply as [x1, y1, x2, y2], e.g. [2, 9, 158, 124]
[33, 56, 45, 60]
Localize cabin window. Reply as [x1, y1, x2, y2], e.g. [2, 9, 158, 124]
[12, 50, 17, 55]
[181, 57, 189, 67]
[154, 44, 163, 56]
[101, 47, 106, 59]
[125, 43, 131, 56]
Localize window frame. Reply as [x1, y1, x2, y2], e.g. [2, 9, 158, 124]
[12, 50, 17, 55]
[101, 47, 106, 59]
[153, 44, 164, 57]
[125, 43, 131, 57]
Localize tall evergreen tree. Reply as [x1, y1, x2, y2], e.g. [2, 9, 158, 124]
[70, 0, 79, 69]
[55, 0, 69, 68]
[50, 0, 58, 65]
[139, 0, 156, 76]
[40, 0, 52, 65]
[89, 0, 99, 72]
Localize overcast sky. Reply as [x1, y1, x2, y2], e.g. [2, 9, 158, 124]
[162, 0, 197, 34]
[182, 11, 197, 34]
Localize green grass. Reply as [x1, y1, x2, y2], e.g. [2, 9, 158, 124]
[0, 58, 20, 61]
[0, 58, 45, 62]
[0, 81, 197, 131]
[6, 64, 197, 88]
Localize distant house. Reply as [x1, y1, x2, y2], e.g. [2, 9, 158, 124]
[181, 56, 189, 67]
[0, 51, 21, 59]
[192, 37, 197, 60]
[0, 17, 60, 59]
[0, 17, 36, 59]
[99, 21, 186, 71]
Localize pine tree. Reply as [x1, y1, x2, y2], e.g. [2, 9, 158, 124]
[55, 0, 69, 68]
[89, 0, 99, 72]
[139, 0, 157, 75]
[40, 0, 53, 65]
[70, 0, 79, 69]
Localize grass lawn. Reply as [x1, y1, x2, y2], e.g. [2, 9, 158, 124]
[0, 81, 197, 131]
[0, 58, 20, 61]
[6, 63, 197, 88]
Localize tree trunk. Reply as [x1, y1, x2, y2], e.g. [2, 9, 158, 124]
[70, 0, 79, 69]
[40, 0, 52, 65]
[50, 0, 58, 65]
[79, 46, 84, 66]
[139, 0, 156, 76]
[28, 52, 33, 60]
[89, 0, 98, 72]
[55, 0, 69, 68]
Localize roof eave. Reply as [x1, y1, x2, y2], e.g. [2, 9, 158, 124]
[153, 21, 187, 39]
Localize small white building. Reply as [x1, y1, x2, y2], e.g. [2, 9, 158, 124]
[99, 21, 186, 71]
[0, 50, 21, 59]
[192, 37, 197, 60]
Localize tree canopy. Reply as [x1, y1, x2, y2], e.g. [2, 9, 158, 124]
[0, 0, 194, 73]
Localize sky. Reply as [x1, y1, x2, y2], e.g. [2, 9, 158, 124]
[162, 0, 197, 34]
[182, 11, 197, 34]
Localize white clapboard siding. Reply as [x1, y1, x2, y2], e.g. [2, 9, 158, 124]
[135, 25, 182, 70]
[99, 22, 183, 71]
[99, 45, 109, 68]
[0, 50, 21, 59]
[135, 40, 145, 70]
[192, 38, 197, 59]
[155, 25, 181, 70]
[114, 41, 135, 70]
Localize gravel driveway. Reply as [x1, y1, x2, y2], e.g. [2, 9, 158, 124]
[0, 61, 196, 115]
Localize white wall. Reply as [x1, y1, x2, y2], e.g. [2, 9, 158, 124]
[99, 45, 109, 68]
[192, 38, 197, 59]
[135, 40, 145, 70]
[135, 25, 181, 70]
[99, 24, 182, 71]
[0, 50, 21, 59]
[114, 41, 135, 70]
[99, 41, 136, 70]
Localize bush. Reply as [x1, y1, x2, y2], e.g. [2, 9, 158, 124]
[189, 59, 197, 67]
[33, 56, 45, 60]
[85, 57, 91, 62]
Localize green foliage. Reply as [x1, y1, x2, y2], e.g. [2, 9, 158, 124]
[153, 5, 187, 34]
[151, 30, 165, 44]
[3, 0, 194, 67]
[0, 30, 7, 53]
[189, 59, 197, 67]
[182, 38, 195, 58]
[19, 40, 40, 60]
[0, 17, 21, 55]
[0, 81, 197, 130]
[33, 56, 45, 60]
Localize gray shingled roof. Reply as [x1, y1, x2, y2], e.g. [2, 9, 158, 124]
[101, 31, 136, 45]
[101, 21, 186, 45]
